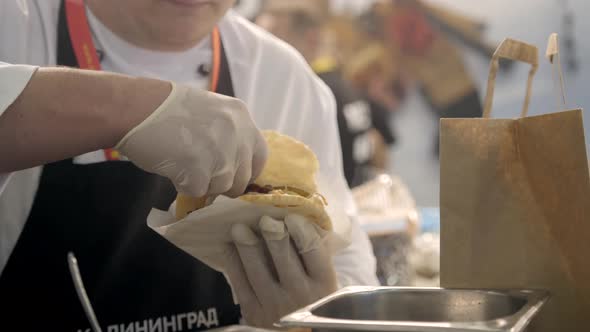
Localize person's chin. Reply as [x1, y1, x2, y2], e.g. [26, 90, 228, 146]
[161, 0, 219, 18]
[163, 0, 215, 7]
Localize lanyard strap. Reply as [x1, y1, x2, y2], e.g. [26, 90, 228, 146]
[210, 26, 221, 92]
[64, 0, 101, 70]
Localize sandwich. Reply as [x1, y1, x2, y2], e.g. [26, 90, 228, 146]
[175, 130, 331, 230]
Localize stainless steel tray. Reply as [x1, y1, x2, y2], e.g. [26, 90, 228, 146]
[277, 286, 549, 332]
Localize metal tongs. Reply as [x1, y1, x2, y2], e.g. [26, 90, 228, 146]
[67, 252, 103, 332]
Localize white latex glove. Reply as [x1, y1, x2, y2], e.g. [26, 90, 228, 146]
[224, 214, 338, 328]
[116, 82, 267, 197]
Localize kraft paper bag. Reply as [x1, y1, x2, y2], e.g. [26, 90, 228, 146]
[440, 36, 590, 331]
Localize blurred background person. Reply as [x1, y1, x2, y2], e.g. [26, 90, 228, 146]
[256, 0, 396, 187]
[363, 0, 488, 157]
[342, 42, 407, 169]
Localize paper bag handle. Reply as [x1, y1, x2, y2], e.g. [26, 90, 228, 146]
[545, 33, 567, 110]
[483, 38, 539, 118]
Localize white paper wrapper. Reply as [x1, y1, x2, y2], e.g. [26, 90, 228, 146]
[147, 189, 351, 274]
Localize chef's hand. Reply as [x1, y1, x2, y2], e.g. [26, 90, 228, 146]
[116, 82, 268, 198]
[225, 215, 338, 328]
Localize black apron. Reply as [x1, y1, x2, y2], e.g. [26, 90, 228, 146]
[0, 2, 240, 331]
[317, 69, 374, 188]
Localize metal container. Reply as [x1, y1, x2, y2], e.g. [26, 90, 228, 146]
[277, 286, 549, 332]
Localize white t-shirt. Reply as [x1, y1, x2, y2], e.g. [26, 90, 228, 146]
[0, 0, 378, 286]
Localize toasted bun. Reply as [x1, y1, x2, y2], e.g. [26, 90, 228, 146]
[240, 191, 331, 230]
[175, 194, 207, 220]
[176, 131, 331, 230]
[252, 130, 319, 194]
[239, 131, 331, 230]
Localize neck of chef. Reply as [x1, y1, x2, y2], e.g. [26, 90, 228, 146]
[86, 0, 211, 52]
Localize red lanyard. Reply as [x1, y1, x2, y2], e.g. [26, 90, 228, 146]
[64, 0, 221, 159]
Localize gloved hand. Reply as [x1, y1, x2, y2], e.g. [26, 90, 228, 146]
[116, 82, 267, 197]
[224, 214, 338, 328]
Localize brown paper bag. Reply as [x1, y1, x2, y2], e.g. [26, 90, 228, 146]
[440, 36, 590, 331]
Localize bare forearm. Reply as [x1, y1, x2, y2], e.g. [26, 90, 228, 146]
[0, 67, 171, 172]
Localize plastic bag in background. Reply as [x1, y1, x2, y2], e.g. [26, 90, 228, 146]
[407, 231, 440, 286]
[352, 173, 419, 286]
